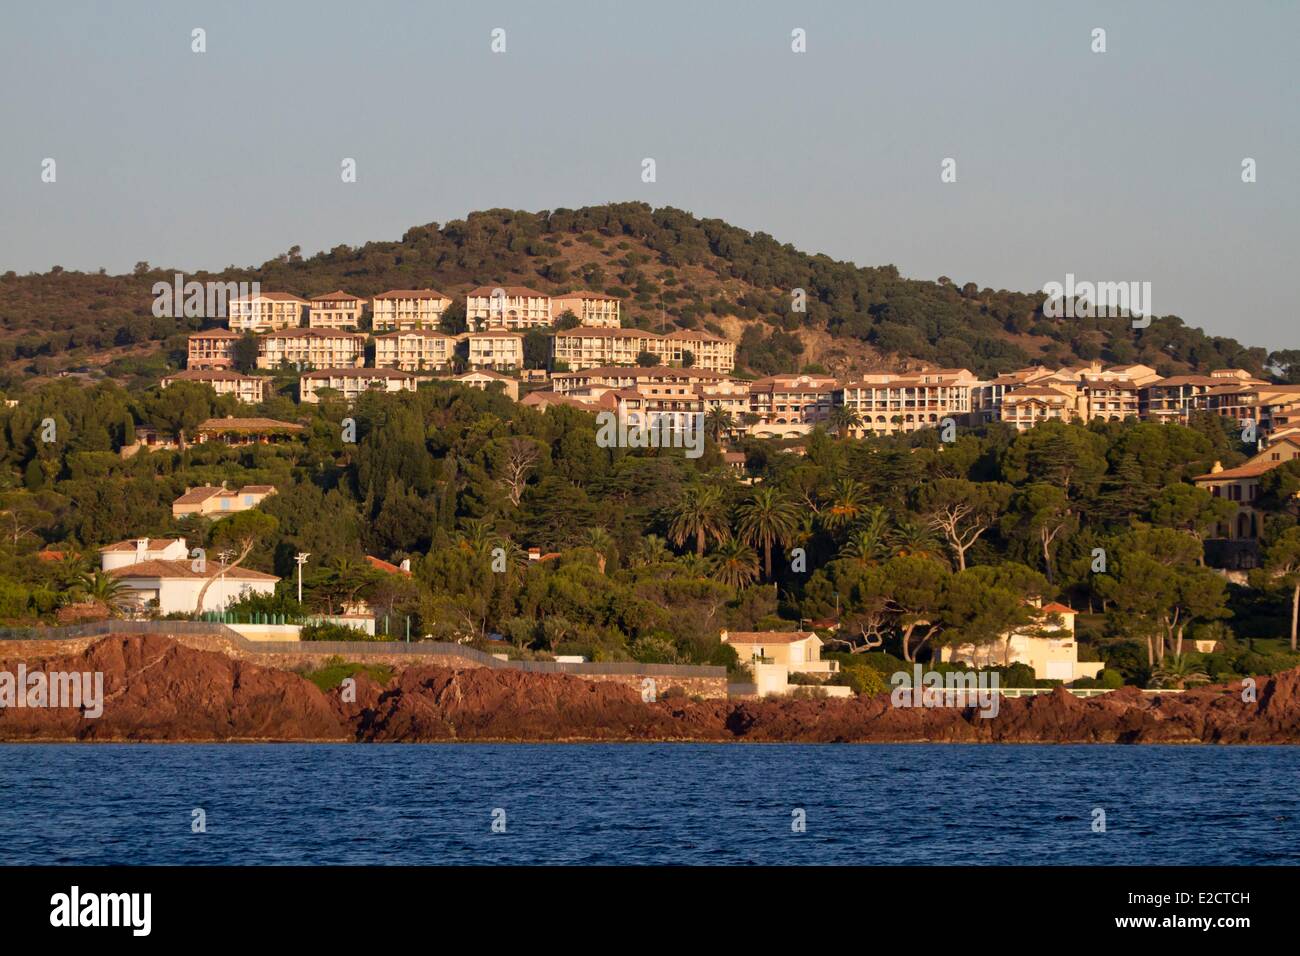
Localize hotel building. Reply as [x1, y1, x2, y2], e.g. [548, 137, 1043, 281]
[227, 292, 308, 332]
[552, 328, 735, 373]
[307, 291, 365, 329]
[299, 368, 431, 404]
[833, 368, 979, 436]
[161, 369, 270, 404]
[374, 329, 456, 371]
[551, 292, 621, 328]
[466, 332, 524, 371]
[371, 289, 453, 331]
[256, 329, 366, 370]
[465, 286, 552, 331]
[187, 329, 242, 370]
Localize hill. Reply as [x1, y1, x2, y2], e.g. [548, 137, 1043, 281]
[0, 202, 1289, 390]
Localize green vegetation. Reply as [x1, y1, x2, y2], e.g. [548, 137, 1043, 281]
[301, 656, 394, 692]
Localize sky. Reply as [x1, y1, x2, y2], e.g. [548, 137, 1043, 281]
[1, 0, 1296, 351]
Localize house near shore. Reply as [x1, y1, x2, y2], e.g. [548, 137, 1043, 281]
[99, 537, 189, 571]
[934, 601, 1103, 682]
[720, 629, 850, 698]
[1193, 435, 1300, 569]
[107, 559, 279, 615]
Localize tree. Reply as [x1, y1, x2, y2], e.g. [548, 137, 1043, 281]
[493, 437, 544, 507]
[821, 478, 870, 533]
[1261, 528, 1300, 651]
[666, 484, 726, 557]
[635, 351, 660, 367]
[709, 537, 760, 592]
[828, 404, 862, 437]
[144, 381, 214, 450]
[78, 570, 132, 615]
[704, 407, 734, 444]
[916, 478, 1012, 571]
[1004, 483, 1074, 583]
[736, 486, 799, 580]
[194, 510, 278, 614]
[232, 332, 260, 374]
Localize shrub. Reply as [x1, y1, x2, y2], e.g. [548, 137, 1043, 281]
[300, 622, 383, 642]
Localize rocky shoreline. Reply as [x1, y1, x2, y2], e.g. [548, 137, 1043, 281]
[3, 635, 1300, 744]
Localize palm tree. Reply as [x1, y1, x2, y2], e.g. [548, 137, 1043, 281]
[821, 479, 870, 533]
[666, 484, 727, 557]
[582, 527, 616, 573]
[1149, 655, 1210, 690]
[736, 486, 800, 580]
[891, 515, 944, 561]
[78, 571, 132, 615]
[704, 407, 735, 445]
[840, 520, 890, 566]
[630, 534, 671, 568]
[828, 404, 862, 437]
[709, 537, 760, 592]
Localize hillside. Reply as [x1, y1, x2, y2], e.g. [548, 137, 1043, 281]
[0, 203, 1282, 390]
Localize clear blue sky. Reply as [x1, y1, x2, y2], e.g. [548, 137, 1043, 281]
[2, 0, 1296, 350]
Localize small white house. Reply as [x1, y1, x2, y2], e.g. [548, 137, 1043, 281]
[107, 559, 278, 615]
[99, 537, 189, 572]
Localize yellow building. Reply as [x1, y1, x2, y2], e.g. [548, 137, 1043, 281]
[551, 291, 621, 328]
[1194, 435, 1300, 542]
[299, 368, 431, 403]
[307, 291, 365, 329]
[172, 483, 277, 519]
[466, 286, 552, 331]
[187, 329, 241, 369]
[719, 630, 849, 698]
[936, 602, 1103, 682]
[552, 328, 735, 373]
[371, 289, 453, 331]
[227, 292, 307, 332]
[835, 368, 978, 436]
[466, 332, 524, 371]
[256, 329, 366, 370]
[375, 329, 456, 371]
[160, 369, 269, 404]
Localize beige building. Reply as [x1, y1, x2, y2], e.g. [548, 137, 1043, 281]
[99, 537, 190, 572]
[1194, 436, 1300, 543]
[551, 291, 621, 328]
[450, 369, 519, 401]
[748, 374, 839, 435]
[299, 367, 431, 403]
[936, 602, 1103, 683]
[187, 329, 242, 369]
[257, 329, 366, 370]
[466, 285, 552, 331]
[195, 417, 304, 446]
[371, 289, 453, 331]
[720, 630, 850, 698]
[161, 369, 270, 404]
[551, 365, 730, 395]
[227, 292, 307, 332]
[375, 329, 456, 371]
[172, 483, 277, 519]
[834, 368, 979, 436]
[552, 328, 736, 373]
[307, 291, 365, 329]
[466, 331, 524, 371]
[1000, 386, 1077, 430]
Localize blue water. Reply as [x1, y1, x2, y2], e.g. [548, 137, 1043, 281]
[0, 744, 1295, 865]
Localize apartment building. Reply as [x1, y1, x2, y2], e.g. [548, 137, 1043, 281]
[227, 292, 307, 332]
[747, 374, 839, 438]
[1079, 375, 1141, 420]
[1194, 435, 1300, 545]
[551, 291, 621, 328]
[256, 329, 366, 370]
[1000, 386, 1077, 430]
[1141, 375, 1221, 423]
[299, 367, 431, 403]
[187, 329, 241, 369]
[834, 368, 979, 436]
[374, 329, 456, 371]
[371, 289, 453, 331]
[465, 285, 552, 331]
[1207, 383, 1300, 437]
[552, 328, 736, 372]
[550, 365, 730, 395]
[161, 369, 270, 404]
[307, 291, 365, 329]
[466, 332, 524, 371]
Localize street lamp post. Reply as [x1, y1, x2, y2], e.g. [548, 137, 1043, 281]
[295, 552, 310, 604]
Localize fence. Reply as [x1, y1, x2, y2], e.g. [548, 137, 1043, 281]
[0, 620, 726, 679]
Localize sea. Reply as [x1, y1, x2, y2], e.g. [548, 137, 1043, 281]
[0, 743, 1295, 865]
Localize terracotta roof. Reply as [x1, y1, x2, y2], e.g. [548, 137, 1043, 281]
[366, 555, 410, 576]
[188, 329, 241, 339]
[108, 559, 279, 582]
[164, 369, 260, 383]
[553, 365, 727, 380]
[1040, 602, 1076, 615]
[722, 631, 818, 645]
[554, 327, 656, 339]
[1004, 386, 1072, 400]
[301, 367, 425, 379]
[553, 291, 618, 301]
[455, 369, 514, 381]
[466, 332, 524, 340]
[373, 289, 452, 300]
[309, 290, 363, 302]
[264, 328, 365, 340]
[376, 329, 453, 339]
[662, 329, 729, 343]
[232, 292, 308, 303]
